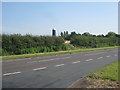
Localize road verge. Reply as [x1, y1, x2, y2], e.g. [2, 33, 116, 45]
[68, 61, 119, 88]
[1, 46, 119, 60]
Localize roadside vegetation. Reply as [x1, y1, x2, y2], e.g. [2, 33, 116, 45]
[61, 31, 120, 48]
[1, 31, 120, 59]
[1, 46, 119, 60]
[86, 61, 119, 88]
[88, 61, 119, 81]
[69, 61, 119, 88]
[2, 35, 65, 55]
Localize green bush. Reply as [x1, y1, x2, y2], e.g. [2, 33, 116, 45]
[2, 34, 64, 55]
[17, 44, 76, 55]
[71, 36, 118, 48]
[2, 49, 9, 56]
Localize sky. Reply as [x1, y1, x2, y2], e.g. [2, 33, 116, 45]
[2, 2, 118, 35]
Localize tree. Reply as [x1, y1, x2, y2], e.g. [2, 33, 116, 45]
[106, 32, 116, 37]
[64, 31, 66, 36]
[71, 32, 77, 36]
[97, 34, 104, 37]
[82, 32, 91, 36]
[60, 32, 64, 37]
[66, 31, 68, 35]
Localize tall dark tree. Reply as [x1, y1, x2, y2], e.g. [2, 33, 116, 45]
[60, 32, 64, 37]
[66, 31, 68, 35]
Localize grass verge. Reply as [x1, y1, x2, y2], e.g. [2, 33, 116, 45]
[87, 61, 119, 81]
[69, 61, 119, 88]
[86, 61, 119, 88]
[1, 46, 119, 60]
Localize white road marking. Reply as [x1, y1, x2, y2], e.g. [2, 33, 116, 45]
[4, 58, 31, 62]
[38, 58, 55, 62]
[114, 54, 118, 56]
[27, 61, 37, 63]
[27, 57, 71, 63]
[55, 64, 65, 67]
[85, 52, 105, 56]
[61, 57, 71, 59]
[33, 67, 47, 71]
[85, 59, 93, 61]
[27, 58, 31, 59]
[72, 61, 80, 64]
[106, 55, 110, 57]
[3, 72, 21, 76]
[97, 57, 103, 59]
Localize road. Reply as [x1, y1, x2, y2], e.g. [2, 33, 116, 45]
[2, 48, 119, 88]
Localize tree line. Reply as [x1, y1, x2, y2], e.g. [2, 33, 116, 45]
[2, 34, 65, 56]
[1, 31, 120, 56]
[61, 31, 120, 48]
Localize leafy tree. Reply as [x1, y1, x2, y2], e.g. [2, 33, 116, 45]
[97, 34, 104, 37]
[82, 32, 91, 36]
[106, 32, 116, 37]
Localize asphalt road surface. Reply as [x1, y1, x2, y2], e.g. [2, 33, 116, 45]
[2, 48, 119, 88]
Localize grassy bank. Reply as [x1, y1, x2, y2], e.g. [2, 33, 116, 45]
[86, 61, 119, 88]
[69, 61, 119, 88]
[1, 46, 119, 60]
[88, 61, 119, 81]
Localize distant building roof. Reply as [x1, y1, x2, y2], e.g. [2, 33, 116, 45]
[65, 41, 70, 44]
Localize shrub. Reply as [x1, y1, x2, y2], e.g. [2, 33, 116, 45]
[2, 34, 64, 55]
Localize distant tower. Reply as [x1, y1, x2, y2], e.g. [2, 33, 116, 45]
[52, 28, 56, 36]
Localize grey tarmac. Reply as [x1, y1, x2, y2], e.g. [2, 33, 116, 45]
[2, 48, 119, 88]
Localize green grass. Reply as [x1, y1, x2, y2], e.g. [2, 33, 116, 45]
[1, 46, 119, 60]
[87, 61, 119, 81]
